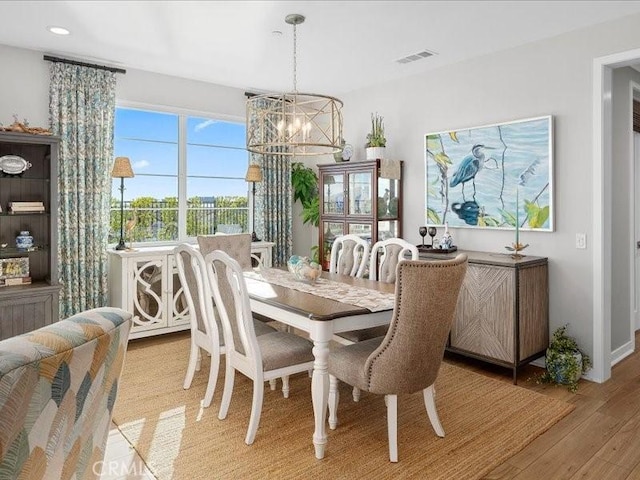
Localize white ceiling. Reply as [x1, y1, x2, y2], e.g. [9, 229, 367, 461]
[2, 1, 640, 96]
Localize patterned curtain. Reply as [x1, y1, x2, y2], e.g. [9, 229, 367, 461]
[250, 98, 292, 266]
[49, 63, 116, 317]
[254, 153, 292, 266]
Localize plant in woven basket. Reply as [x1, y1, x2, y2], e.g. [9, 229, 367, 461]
[533, 324, 591, 393]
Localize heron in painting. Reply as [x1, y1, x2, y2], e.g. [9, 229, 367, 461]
[449, 144, 495, 200]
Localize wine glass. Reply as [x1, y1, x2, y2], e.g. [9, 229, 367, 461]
[418, 226, 428, 247]
[427, 226, 437, 247]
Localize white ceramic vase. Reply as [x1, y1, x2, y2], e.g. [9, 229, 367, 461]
[366, 146, 385, 160]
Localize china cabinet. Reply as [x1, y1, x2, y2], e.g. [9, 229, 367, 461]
[108, 241, 274, 338]
[318, 160, 403, 270]
[0, 131, 60, 339]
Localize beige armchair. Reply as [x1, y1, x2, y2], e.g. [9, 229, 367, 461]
[328, 255, 468, 462]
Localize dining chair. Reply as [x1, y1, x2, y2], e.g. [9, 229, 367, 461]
[174, 244, 275, 408]
[329, 234, 370, 278]
[205, 250, 315, 445]
[198, 233, 254, 270]
[334, 237, 420, 401]
[328, 255, 468, 462]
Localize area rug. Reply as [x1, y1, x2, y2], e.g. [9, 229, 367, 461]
[112, 333, 574, 480]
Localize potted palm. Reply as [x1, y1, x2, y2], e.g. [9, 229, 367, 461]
[365, 113, 386, 160]
[535, 324, 591, 392]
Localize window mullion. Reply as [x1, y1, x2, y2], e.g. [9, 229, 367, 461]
[178, 114, 187, 239]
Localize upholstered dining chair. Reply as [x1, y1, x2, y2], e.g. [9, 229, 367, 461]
[174, 244, 275, 408]
[205, 250, 315, 445]
[335, 237, 420, 401]
[329, 234, 370, 278]
[328, 255, 468, 462]
[198, 233, 253, 270]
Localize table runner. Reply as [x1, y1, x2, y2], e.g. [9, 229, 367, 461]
[245, 269, 396, 313]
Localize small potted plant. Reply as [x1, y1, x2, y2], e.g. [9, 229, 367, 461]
[535, 324, 591, 392]
[365, 113, 386, 160]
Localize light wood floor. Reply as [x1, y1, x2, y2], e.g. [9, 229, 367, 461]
[445, 330, 640, 480]
[103, 331, 640, 479]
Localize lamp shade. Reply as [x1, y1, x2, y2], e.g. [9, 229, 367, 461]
[324, 175, 336, 185]
[245, 164, 263, 183]
[111, 157, 134, 178]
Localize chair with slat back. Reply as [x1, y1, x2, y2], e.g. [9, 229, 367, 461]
[328, 255, 468, 462]
[205, 250, 315, 445]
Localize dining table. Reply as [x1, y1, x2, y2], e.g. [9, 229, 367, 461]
[243, 267, 396, 459]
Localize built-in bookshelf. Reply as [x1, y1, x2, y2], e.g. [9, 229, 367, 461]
[0, 131, 60, 339]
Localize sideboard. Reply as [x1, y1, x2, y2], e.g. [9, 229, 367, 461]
[419, 249, 549, 383]
[107, 241, 275, 339]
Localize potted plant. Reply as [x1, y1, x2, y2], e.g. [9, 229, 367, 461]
[535, 324, 592, 392]
[365, 113, 386, 160]
[291, 162, 320, 262]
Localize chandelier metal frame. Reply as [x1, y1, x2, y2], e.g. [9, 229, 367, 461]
[246, 14, 344, 156]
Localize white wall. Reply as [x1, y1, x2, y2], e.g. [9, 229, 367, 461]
[0, 45, 49, 127]
[334, 13, 640, 366]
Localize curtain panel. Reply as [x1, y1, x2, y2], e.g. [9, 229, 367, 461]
[249, 98, 293, 266]
[49, 63, 116, 317]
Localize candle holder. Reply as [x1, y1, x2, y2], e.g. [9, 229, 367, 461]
[505, 189, 529, 258]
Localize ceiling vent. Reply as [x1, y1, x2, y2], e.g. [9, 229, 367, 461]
[396, 49, 436, 64]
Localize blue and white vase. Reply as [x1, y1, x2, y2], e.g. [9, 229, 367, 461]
[16, 230, 33, 249]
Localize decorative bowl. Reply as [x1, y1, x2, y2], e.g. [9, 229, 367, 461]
[287, 255, 322, 284]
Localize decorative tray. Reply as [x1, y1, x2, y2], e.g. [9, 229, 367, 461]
[417, 245, 458, 254]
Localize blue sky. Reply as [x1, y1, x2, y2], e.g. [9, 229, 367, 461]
[112, 108, 249, 201]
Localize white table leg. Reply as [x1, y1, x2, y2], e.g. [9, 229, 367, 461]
[310, 324, 331, 459]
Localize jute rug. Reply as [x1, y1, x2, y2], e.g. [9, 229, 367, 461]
[112, 332, 573, 480]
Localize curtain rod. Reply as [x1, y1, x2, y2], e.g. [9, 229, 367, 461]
[43, 55, 126, 74]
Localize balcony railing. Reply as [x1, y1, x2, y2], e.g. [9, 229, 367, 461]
[109, 199, 249, 244]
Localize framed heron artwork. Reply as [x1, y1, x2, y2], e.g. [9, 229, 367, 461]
[424, 115, 553, 232]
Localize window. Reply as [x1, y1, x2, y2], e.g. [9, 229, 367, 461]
[110, 106, 249, 246]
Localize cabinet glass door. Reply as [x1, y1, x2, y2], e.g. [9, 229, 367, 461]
[130, 257, 168, 330]
[322, 221, 345, 268]
[378, 176, 400, 219]
[347, 223, 373, 244]
[377, 220, 400, 242]
[348, 171, 372, 216]
[323, 173, 344, 215]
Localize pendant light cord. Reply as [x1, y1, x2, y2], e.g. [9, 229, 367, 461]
[292, 22, 298, 93]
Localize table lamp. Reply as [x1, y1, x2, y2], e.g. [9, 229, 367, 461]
[111, 157, 135, 250]
[245, 163, 263, 242]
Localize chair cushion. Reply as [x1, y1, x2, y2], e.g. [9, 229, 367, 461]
[253, 319, 277, 337]
[257, 332, 314, 371]
[328, 337, 384, 392]
[336, 326, 388, 343]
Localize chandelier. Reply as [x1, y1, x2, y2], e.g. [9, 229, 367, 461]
[246, 14, 344, 156]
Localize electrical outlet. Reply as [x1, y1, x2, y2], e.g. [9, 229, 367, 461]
[576, 233, 587, 249]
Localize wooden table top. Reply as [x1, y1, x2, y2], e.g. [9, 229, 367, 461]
[245, 271, 396, 322]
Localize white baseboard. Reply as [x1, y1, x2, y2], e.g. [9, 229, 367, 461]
[611, 340, 635, 366]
